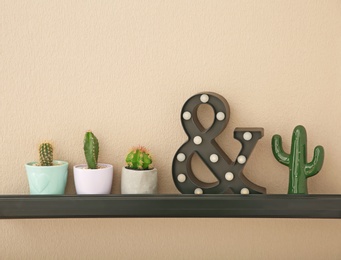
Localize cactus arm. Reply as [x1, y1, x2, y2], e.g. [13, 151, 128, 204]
[304, 145, 324, 177]
[84, 131, 99, 169]
[126, 150, 139, 169]
[272, 135, 290, 166]
[142, 152, 153, 170]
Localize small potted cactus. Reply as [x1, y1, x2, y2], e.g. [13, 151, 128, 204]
[121, 146, 157, 194]
[25, 142, 69, 195]
[73, 131, 113, 194]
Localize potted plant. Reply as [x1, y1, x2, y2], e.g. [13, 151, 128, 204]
[121, 146, 157, 194]
[25, 142, 68, 195]
[73, 131, 113, 194]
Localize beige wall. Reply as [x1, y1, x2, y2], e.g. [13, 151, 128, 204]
[1, 0, 341, 259]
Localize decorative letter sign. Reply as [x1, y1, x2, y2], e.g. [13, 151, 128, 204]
[172, 92, 266, 194]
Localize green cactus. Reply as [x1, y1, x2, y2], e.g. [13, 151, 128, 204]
[39, 143, 53, 166]
[83, 131, 99, 169]
[126, 146, 153, 170]
[272, 125, 324, 194]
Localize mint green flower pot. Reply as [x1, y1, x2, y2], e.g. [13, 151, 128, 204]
[25, 160, 68, 195]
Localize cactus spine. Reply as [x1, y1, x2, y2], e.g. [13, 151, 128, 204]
[84, 131, 99, 169]
[126, 146, 153, 170]
[39, 143, 53, 166]
[272, 125, 324, 194]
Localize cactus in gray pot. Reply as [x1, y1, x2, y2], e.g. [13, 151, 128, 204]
[126, 146, 153, 170]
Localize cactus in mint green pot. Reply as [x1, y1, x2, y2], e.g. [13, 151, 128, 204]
[39, 143, 53, 166]
[272, 125, 324, 194]
[83, 131, 99, 169]
[25, 142, 68, 194]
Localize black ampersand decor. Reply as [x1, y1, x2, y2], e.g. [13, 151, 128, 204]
[172, 92, 266, 194]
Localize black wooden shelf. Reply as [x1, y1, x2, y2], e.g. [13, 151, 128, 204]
[1, 194, 341, 219]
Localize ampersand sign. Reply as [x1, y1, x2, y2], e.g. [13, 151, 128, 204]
[172, 92, 266, 194]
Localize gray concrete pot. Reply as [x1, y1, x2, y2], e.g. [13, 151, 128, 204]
[121, 167, 157, 194]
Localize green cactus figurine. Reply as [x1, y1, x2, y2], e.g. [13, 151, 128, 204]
[83, 131, 99, 169]
[272, 125, 324, 194]
[39, 142, 53, 166]
[126, 146, 153, 170]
